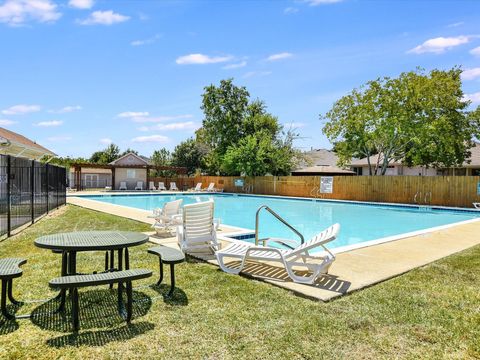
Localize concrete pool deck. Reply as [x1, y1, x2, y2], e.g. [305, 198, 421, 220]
[67, 193, 480, 301]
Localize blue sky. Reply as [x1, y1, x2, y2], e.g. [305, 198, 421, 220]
[0, 0, 479, 158]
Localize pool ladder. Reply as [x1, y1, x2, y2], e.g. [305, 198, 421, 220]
[254, 205, 305, 248]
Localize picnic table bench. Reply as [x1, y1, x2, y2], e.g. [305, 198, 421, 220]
[50, 269, 152, 331]
[0, 258, 26, 319]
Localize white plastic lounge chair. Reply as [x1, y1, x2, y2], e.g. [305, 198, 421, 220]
[177, 200, 218, 254]
[205, 183, 215, 192]
[216, 223, 340, 284]
[119, 182, 127, 191]
[474, 203, 480, 209]
[149, 181, 156, 191]
[170, 182, 179, 191]
[150, 199, 183, 234]
[135, 181, 143, 191]
[191, 183, 202, 191]
[158, 182, 167, 191]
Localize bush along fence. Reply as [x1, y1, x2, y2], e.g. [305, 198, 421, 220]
[194, 175, 480, 208]
[0, 155, 67, 238]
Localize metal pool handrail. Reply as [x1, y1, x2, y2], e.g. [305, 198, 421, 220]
[254, 205, 305, 246]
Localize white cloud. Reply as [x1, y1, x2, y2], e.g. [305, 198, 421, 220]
[131, 34, 161, 46]
[131, 114, 193, 123]
[283, 122, 306, 128]
[284, 7, 299, 14]
[131, 135, 170, 143]
[2, 104, 41, 115]
[176, 53, 233, 65]
[139, 121, 198, 132]
[48, 105, 82, 113]
[0, 119, 16, 126]
[222, 61, 247, 69]
[117, 111, 150, 118]
[100, 137, 112, 144]
[35, 120, 63, 127]
[243, 71, 272, 79]
[464, 92, 480, 103]
[68, 0, 94, 9]
[0, 0, 61, 26]
[78, 10, 129, 25]
[303, 0, 343, 5]
[447, 21, 464, 28]
[47, 135, 72, 142]
[470, 46, 480, 56]
[408, 35, 471, 54]
[266, 52, 293, 61]
[462, 68, 480, 81]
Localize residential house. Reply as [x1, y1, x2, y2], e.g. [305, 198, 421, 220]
[292, 149, 355, 176]
[0, 127, 56, 160]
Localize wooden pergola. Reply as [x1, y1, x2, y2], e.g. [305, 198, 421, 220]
[71, 163, 188, 191]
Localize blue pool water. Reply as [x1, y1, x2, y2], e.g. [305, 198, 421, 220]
[83, 193, 480, 250]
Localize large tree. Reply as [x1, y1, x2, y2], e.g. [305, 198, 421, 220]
[171, 138, 206, 175]
[151, 148, 173, 177]
[322, 67, 480, 175]
[199, 78, 301, 176]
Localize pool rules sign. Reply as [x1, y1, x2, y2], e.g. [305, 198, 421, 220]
[320, 176, 334, 194]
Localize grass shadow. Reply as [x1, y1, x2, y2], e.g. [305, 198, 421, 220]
[0, 303, 23, 335]
[46, 321, 155, 348]
[30, 288, 152, 332]
[150, 284, 188, 306]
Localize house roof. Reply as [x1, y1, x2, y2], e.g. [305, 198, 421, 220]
[109, 152, 151, 166]
[292, 165, 355, 175]
[350, 142, 480, 168]
[0, 127, 55, 159]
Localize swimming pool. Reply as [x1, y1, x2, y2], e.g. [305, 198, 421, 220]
[79, 193, 480, 251]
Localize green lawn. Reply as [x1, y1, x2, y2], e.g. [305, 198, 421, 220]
[0, 205, 479, 359]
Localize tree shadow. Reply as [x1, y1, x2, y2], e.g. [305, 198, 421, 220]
[150, 284, 188, 306]
[46, 321, 155, 348]
[30, 288, 152, 332]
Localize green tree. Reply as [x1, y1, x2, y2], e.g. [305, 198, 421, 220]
[171, 138, 206, 175]
[322, 67, 480, 175]
[151, 148, 173, 177]
[120, 148, 139, 156]
[89, 144, 120, 164]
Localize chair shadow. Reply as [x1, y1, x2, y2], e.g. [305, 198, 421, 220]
[0, 303, 23, 335]
[30, 288, 152, 333]
[224, 260, 352, 294]
[46, 321, 155, 348]
[150, 284, 188, 306]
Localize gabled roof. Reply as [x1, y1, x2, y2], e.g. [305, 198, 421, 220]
[109, 152, 151, 166]
[0, 127, 55, 159]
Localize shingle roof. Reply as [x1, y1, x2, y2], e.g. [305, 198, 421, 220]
[0, 127, 55, 157]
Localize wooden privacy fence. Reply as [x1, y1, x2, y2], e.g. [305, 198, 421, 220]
[194, 175, 480, 208]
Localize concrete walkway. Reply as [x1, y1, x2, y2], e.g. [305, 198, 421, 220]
[67, 194, 480, 301]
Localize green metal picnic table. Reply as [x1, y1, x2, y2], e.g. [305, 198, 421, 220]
[34, 231, 149, 311]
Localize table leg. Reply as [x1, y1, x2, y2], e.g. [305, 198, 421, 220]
[7, 279, 20, 305]
[168, 264, 175, 297]
[126, 281, 133, 323]
[1, 279, 14, 320]
[118, 249, 123, 271]
[57, 251, 68, 312]
[156, 258, 164, 286]
[125, 248, 130, 270]
[109, 250, 115, 289]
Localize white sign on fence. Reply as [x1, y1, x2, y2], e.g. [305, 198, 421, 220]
[320, 176, 334, 194]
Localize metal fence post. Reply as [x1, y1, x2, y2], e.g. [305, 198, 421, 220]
[31, 160, 35, 224]
[6, 155, 11, 237]
[46, 163, 49, 214]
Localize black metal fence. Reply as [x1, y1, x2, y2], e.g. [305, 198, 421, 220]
[0, 155, 66, 238]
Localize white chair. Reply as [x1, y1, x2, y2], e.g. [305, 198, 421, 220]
[474, 203, 480, 209]
[119, 181, 127, 191]
[216, 223, 340, 284]
[177, 200, 218, 254]
[135, 181, 143, 191]
[191, 183, 202, 191]
[158, 182, 167, 191]
[205, 183, 215, 192]
[170, 182, 179, 191]
[149, 181, 156, 191]
[150, 199, 183, 234]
